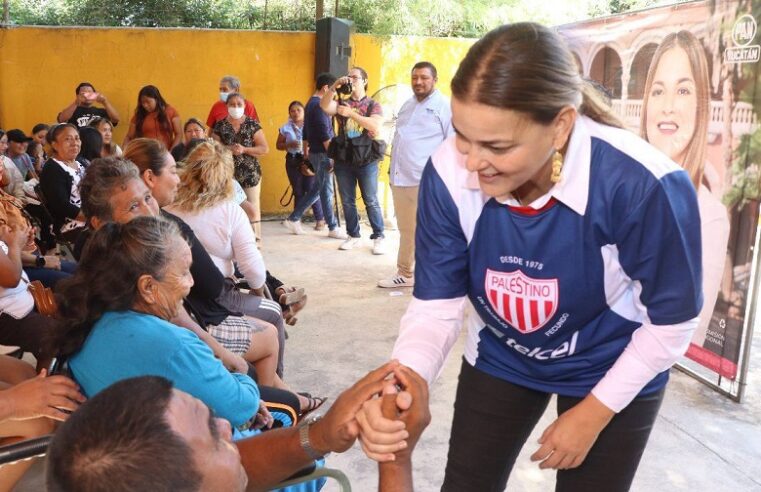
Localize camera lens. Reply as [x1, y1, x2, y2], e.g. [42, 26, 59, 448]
[338, 81, 352, 95]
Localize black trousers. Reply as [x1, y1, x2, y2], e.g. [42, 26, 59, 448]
[442, 359, 665, 492]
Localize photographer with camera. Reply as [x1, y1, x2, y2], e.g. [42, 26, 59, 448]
[57, 82, 120, 128]
[320, 67, 387, 255]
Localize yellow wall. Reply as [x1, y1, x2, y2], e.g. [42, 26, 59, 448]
[0, 26, 473, 213]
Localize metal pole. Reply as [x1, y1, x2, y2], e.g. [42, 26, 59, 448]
[736, 207, 761, 403]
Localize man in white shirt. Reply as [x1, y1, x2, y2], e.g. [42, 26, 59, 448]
[379, 62, 452, 288]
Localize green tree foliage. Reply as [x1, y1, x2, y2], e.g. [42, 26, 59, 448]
[4, 0, 685, 33]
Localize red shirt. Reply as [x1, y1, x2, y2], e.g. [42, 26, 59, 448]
[206, 100, 258, 128]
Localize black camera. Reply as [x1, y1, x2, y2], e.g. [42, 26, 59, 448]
[337, 80, 352, 96]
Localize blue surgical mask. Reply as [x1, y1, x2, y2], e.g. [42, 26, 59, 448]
[219, 92, 230, 103]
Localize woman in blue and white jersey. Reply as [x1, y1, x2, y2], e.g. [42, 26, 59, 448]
[359, 22, 702, 492]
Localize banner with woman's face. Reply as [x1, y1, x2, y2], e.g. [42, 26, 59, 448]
[559, 0, 761, 396]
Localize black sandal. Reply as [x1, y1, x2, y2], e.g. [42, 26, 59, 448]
[298, 392, 327, 418]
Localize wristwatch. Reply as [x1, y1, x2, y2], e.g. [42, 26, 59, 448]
[298, 414, 326, 460]
[35, 256, 46, 268]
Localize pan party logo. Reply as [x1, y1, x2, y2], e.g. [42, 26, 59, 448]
[726, 14, 760, 64]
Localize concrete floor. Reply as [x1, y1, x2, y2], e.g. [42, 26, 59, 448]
[15, 219, 761, 491]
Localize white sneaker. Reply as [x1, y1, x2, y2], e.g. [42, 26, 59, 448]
[339, 237, 361, 250]
[328, 228, 348, 239]
[283, 219, 305, 235]
[372, 237, 387, 255]
[378, 274, 414, 288]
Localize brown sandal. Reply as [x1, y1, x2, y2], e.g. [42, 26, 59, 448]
[278, 287, 306, 307]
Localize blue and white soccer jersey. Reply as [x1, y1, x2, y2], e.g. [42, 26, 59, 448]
[402, 115, 702, 404]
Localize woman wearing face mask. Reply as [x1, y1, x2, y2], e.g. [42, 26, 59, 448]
[207, 75, 259, 130]
[640, 30, 730, 351]
[123, 85, 182, 150]
[212, 93, 269, 241]
[358, 23, 702, 491]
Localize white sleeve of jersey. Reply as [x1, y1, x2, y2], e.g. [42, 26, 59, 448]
[392, 296, 468, 385]
[591, 316, 698, 412]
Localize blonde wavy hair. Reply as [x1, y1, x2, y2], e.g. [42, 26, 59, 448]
[172, 140, 234, 212]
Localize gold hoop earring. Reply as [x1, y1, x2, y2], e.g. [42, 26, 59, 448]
[551, 151, 563, 184]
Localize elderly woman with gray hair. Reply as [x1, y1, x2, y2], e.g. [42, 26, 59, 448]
[58, 216, 268, 429]
[207, 75, 260, 130]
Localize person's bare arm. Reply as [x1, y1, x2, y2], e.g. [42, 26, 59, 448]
[320, 80, 343, 116]
[97, 94, 120, 125]
[377, 366, 430, 491]
[238, 361, 399, 490]
[276, 131, 288, 151]
[123, 121, 137, 147]
[0, 226, 29, 287]
[245, 129, 268, 157]
[57, 100, 79, 123]
[171, 116, 183, 148]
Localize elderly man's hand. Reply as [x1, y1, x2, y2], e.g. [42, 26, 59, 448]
[356, 365, 430, 462]
[309, 360, 400, 455]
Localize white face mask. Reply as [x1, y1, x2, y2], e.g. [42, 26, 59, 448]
[228, 107, 244, 119]
[219, 92, 230, 103]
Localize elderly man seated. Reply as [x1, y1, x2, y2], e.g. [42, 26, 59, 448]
[46, 365, 428, 491]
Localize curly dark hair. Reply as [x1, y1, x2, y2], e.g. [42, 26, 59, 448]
[55, 216, 184, 357]
[134, 85, 171, 139]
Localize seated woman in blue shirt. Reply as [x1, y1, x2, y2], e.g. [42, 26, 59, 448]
[55, 216, 265, 429]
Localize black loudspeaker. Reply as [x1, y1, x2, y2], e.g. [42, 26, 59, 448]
[315, 17, 353, 79]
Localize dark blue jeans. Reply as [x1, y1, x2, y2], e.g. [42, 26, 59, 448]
[285, 154, 323, 222]
[287, 152, 336, 230]
[334, 161, 384, 239]
[24, 260, 76, 289]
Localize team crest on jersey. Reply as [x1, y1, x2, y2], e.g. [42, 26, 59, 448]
[485, 269, 559, 334]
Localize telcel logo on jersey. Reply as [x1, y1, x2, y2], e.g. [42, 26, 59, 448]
[485, 269, 558, 334]
[485, 324, 580, 360]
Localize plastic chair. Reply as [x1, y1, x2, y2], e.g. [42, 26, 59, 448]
[275, 466, 352, 491]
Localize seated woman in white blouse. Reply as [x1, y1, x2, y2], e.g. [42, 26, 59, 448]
[38, 124, 86, 239]
[166, 141, 313, 404]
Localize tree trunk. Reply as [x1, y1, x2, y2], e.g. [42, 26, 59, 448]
[263, 0, 269, 29]
[3, 0, 9, 25]
[316, 0, 324, 21]
[335, 0, 339, 17]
